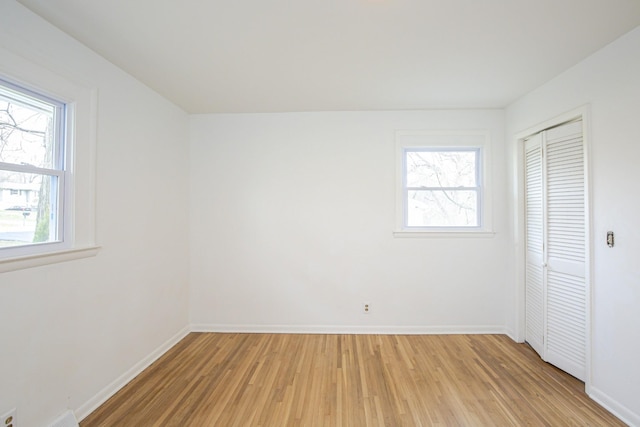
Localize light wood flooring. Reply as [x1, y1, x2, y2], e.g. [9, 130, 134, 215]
[80, 333, 623, 426]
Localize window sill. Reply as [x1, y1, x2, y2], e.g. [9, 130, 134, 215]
[393, 230, 496, 238]
[0, 245, 101, 273]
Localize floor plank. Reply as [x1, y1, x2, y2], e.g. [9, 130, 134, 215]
[80, 333, 623, 426]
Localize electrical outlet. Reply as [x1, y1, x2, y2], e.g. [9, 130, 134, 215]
[1, 408, 16, 427]
[363, 302, 370, 314]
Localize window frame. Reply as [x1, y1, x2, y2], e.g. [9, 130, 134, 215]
[403, 146, 483, 229]
[0, 78, 69, 253]
[0, 45, 99, 272]
[394, 130, 494, 238]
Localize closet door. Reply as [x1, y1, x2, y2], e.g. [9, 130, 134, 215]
[524, 120, 587, 382]
[524, 133, 544, 357]
[544, 121, 586, 381]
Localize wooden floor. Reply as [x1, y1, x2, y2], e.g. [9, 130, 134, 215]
[81, 333, 622, 426]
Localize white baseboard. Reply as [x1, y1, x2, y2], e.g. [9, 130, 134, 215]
[74, 326, 190, 422]
[504, 328, 522, 343]
[589, 386, 639, 427]
[190, 323, 507, 335]
[45, 410, 78, 427]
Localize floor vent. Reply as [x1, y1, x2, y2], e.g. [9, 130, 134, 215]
[47, 411, 79, 427]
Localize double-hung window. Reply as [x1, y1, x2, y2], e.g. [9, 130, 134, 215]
[395, 131, 492, 235]
[0, 79, 67, 250]
[404, 148, 481, 227]
[0, 45, 98, 272]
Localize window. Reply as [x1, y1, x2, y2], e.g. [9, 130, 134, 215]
[0, 79, 67, 250]
[0, 43, 98, 271]
[395, 131, 493, 236]
[404, 148, 481, 227]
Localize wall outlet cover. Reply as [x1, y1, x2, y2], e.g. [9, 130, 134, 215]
[1, 408, 16, 427]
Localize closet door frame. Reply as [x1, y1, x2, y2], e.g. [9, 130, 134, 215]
[514, 105, 592, 391]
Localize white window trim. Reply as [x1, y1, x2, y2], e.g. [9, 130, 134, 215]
[394, 130, 495, 238]
[0, 45, 99, 272]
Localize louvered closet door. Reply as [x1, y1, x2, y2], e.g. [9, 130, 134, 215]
[544, 120, 586, 381]
[524, 133, 544, 358]
[523, 120, 587, 382]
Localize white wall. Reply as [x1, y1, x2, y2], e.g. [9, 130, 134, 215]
[506, 26, 640, 424]
[189, 110, 509, 333]
[0, 2, 190, 426]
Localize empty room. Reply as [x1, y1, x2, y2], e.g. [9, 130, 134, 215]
[1, 0, 639, 425]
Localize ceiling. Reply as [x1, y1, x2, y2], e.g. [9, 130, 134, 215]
[16, 0, 640, 114]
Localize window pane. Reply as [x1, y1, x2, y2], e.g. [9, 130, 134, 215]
[407, 190, 478, 227]
[0, 85, 57, 169]
[406, 150, 477, 188]
[0, 171, 58, 247]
